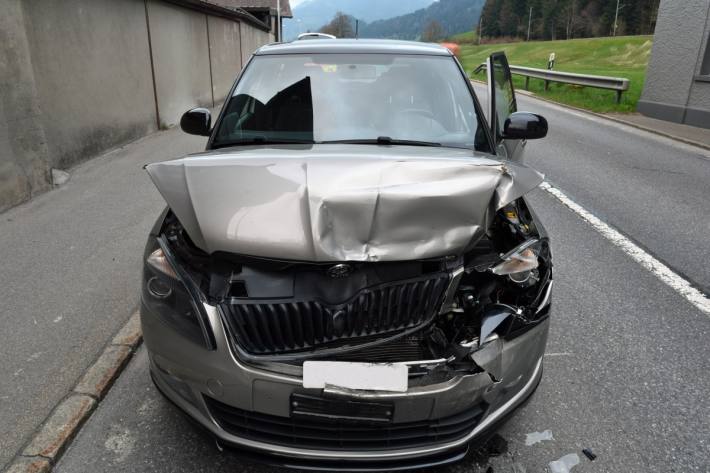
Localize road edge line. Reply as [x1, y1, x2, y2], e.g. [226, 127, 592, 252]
[2, 312, 143, 473]
[540, 182, 710, 316]
[470, 78, 710, 152]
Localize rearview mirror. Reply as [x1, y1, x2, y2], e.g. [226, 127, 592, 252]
[180, 108, 211, 136]
[502, 112, 548, 140]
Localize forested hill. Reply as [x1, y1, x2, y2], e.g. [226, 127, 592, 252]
[479, 0, 659, 40]
[359, 0, 486, 40]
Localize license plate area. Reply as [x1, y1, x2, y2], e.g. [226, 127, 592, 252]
[290, 393, 394, 424]
[302, 360, 409, 392]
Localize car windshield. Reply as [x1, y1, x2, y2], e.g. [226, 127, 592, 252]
[213, 54, 490, 151]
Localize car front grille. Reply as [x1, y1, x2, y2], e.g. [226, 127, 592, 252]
[204, 395, 485, 451]
[219, 274, 449, 357]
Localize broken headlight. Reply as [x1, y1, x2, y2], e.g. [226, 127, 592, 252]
[142, 236, 215, 348]
[491, 238, 540, 285]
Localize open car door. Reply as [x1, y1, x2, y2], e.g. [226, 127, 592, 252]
[486, 52, 523, 161]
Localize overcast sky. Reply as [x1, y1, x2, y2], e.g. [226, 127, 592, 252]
[289, 0, 307, 7]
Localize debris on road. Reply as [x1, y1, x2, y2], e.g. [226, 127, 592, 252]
[549, 453, 580, 473]
[524, 429, 554, 446]
[486, 433, 509, 456]
[51, 168, 70, 187]
[582, 448, 598, 461]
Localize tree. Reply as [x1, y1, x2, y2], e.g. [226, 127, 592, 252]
[320, 12, 355, 38]
[422, 20, 445, 42]
[475, 0, 660, 42]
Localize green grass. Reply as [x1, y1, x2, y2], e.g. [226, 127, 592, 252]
[457, 35, 653, 113]
[447, 30, 479, 44]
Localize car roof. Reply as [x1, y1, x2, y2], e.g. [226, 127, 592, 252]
[255, 39, 453, 56]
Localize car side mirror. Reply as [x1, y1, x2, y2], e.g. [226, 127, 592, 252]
[502, 112, 548, 140]
[180, 108, 211, 136]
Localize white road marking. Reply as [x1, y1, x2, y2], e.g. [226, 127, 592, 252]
[540, 182, 710, 316]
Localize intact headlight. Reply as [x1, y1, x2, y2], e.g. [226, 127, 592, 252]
[142, 236, 214, 348]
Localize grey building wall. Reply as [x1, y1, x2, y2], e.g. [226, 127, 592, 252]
[638, 0, 710, 129]
[147, 0, 214, 128]
[0, 0, 272, 212]
[208, 16, 244, 102]
[22, 0, 157, 170]
[0, 0, 51, 210]
[240, 22, 272, 67]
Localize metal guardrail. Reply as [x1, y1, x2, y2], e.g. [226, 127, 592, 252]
[473, 63, 630, 103]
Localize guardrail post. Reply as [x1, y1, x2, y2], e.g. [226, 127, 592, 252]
[544, 80, 549, 91]
[616, 90, 622, 104]
[525, 76, 530, 90]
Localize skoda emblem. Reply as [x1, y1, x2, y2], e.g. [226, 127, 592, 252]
[327, 263, 352, 279]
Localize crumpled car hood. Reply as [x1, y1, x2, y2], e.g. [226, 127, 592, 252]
[146, 144, 543, 262]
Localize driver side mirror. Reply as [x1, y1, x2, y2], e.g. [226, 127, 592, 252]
[180, 108, 211, 136]
[502, 112, 548, 140]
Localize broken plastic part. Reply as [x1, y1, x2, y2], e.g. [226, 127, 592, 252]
[582, 448, 597, 461]
[549, 453, 580, 473]
[479, 305, 515, 343]
[524, 429, 554, 446]
[471, 338, 503, 381]
[146, 248, 178, 279]
[491, 241, 539, 276]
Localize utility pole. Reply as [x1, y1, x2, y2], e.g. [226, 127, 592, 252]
[527, 6, 532, 41]
[478, 16, 483, 45]
[613, 0, 621, 37]
[277, 0, 281, 41]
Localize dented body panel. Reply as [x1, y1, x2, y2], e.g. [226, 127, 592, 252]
[146, 144, 543, 262]
[142, 300, 548, 461]
[140, 41, 552, 471]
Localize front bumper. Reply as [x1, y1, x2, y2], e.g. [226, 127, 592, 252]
[142, 301, 548, 469]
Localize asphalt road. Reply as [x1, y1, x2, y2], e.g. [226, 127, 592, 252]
[0, 128, 206, 468]
[484, 84, 710, 294]
[55, 186, 710, 472]
[5, 88, 710, 472]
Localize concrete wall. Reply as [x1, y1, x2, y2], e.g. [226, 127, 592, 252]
[208, 16, 243, 103]
[22, 0, 157, 170]
[147, 0, 214, 128]
[638, 0, 710, 128]
[240, 23, 272, 67]
[0, 0, 51, 210]
[0, 0, 271, 211]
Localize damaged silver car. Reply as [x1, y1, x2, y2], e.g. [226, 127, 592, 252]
[141, 39, 552, 470]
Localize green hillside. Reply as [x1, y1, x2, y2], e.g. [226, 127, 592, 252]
[456, 35, 653, 112]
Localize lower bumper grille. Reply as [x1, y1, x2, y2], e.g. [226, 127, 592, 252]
[219, 274, 449, 357]
[204, 395, 485, 451]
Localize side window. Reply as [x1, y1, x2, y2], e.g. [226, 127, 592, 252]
[487, 53, 517, 141]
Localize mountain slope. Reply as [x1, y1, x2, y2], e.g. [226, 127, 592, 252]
[283, 0, 435, 40]
[360, 0, 487, 40]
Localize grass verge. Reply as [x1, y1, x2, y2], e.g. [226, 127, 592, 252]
[456, 35, 652, 113]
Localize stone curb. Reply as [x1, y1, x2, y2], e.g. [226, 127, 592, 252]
[470, 78, 710, 152]
[3, 311, 143, 473]
[3, 457, 51, 473]
[22, 395, 96, 459]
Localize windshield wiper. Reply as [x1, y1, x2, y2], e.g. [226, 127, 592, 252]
[320, 136, 442, 147]
[212, 137, 315, 149]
